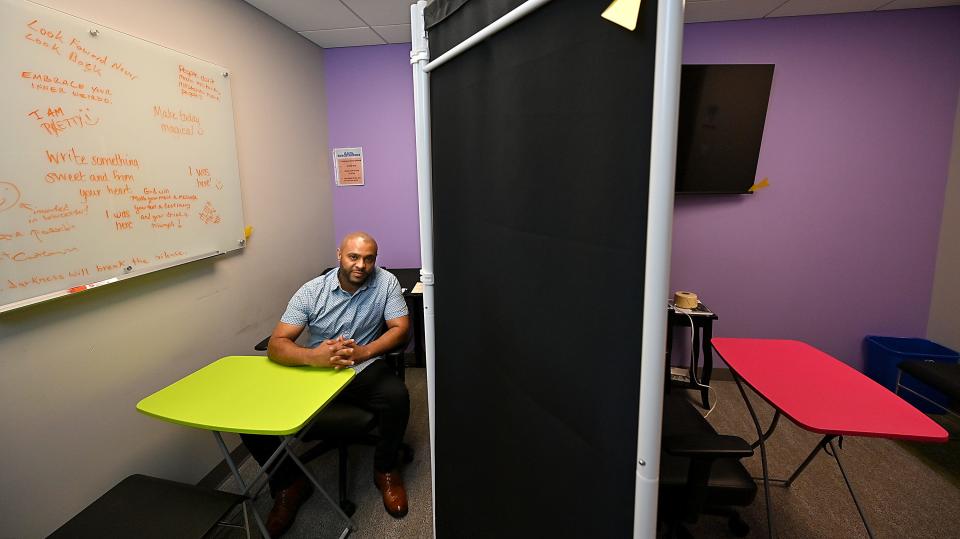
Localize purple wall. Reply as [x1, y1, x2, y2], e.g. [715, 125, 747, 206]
[325, 44, 421, 268]
[322, 9, 960, 369]
[674, 8, 960, 369]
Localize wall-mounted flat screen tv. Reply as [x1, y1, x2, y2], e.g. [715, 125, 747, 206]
[675, 64, 775, 194]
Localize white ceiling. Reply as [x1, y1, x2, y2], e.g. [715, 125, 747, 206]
[243, 0, 960, 49]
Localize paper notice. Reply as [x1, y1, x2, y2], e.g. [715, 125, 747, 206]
[333, 147, 364, 186]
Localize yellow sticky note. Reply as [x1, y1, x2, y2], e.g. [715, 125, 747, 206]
[748, 178, 770, 192]
[601, 0, 642, 31]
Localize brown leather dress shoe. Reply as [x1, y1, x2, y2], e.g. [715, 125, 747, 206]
[266, 475, 314, 537]
[374, 470, 408, 519]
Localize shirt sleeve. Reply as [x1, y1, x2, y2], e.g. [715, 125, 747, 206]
[383, 274, 409, 321]
[280, 282, 312, 326]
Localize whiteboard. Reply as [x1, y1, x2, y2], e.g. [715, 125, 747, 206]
[0, 0, 246, 313]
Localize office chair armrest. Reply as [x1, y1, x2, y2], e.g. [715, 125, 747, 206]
[254, 336, 270, 351]
[663, 434, 753, 460]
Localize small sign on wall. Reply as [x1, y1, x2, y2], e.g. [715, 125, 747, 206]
[332, 147, 364, 186]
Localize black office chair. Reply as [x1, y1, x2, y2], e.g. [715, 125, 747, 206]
[658, 392, 757, 537]
[896, 360, 960, 418]
[251, 268, 413, 515]
[252, 336, 410, 515]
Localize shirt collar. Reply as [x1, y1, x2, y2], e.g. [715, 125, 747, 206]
[327, 266, 379, 294]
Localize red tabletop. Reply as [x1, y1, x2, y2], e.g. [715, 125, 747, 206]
[711, 338, 948, 443]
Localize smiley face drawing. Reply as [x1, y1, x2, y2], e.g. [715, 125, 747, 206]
[0, 182, 21, 212]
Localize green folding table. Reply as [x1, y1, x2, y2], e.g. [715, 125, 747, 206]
[137, 355, 357, 538]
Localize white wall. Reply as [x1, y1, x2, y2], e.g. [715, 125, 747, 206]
[928, 91, 960, 354]
[0, 0, 335, 536]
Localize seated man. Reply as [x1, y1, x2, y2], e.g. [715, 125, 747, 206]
[241, 231, 411, 537]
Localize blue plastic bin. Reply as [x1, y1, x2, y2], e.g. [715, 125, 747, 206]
[864, 336, 959, 413]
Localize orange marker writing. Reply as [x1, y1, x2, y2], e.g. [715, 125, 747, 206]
[67, 276, 119, 294]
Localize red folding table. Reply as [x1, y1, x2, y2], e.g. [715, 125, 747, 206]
[711, 338, 949, 538]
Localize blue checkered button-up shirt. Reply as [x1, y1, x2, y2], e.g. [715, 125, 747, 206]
[281, 267, 409, 373]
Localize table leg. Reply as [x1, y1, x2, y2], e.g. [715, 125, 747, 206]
[731, 373, 774, 539]
[213, 432, 269, 538]
[241, 502, 251, 539]
[768, 432, 877, 539]
[413, 296, 426, 367]
[285, 447, 356, 531]
[665, 312, 675, 393]
[750, 410, 782, 450]
[239, 434, 300, 500]
[215, 430, 355, 538]
[690, 323, 702, 385]
[829, 439, 876, 539]
[700, 321, 714, 408]
[783, 434, 833, 488]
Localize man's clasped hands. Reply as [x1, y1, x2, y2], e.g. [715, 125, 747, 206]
[311, 335, 370, 369]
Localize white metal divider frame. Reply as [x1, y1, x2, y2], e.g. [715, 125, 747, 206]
[410, 1, 684, 537]
[410, 1, 557, 536]
[635, 1, 685, 538]
[409, 3, 437, 537]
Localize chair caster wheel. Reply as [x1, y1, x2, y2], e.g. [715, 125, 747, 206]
[340, 500, 356, 516]
[728, 515, 749, 537]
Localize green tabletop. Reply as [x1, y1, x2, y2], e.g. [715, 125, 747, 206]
[137, 356, 356, 435]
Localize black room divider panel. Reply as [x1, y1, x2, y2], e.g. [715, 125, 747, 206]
[427, 0, 659, 535]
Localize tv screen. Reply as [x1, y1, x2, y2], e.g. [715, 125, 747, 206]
[675, 64, 775, 194]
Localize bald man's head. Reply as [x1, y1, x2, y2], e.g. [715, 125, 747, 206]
[336, 231, 378, 291]
[339, 231, 377, 252]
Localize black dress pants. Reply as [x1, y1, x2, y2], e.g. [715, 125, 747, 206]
[240, 359, 410, 492]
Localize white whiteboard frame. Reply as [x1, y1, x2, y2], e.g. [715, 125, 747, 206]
[0, 0, 247, 314]
[0, 249, 223, 313]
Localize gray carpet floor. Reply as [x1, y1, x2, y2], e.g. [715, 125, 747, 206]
[211, 369, 959, 538]
[680, 380, 960, 538]
[212, 367, 433, 539]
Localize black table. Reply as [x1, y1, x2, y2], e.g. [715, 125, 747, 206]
[48, 474, 245, 538]
[665, 302, 717, 409]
